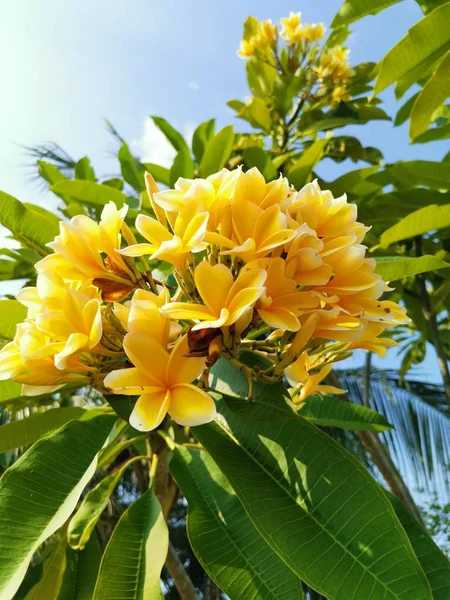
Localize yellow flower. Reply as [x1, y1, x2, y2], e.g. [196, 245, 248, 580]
[237, 39, 256, 58]
[348, 323, 397, 358]
[36, 202, 128, 283]
[104, 333, 216, 431]
[246, 258, 319, 331]
[331, 86, 350, 104]
[284, 224, 333, 286]
[303, 23, 326, 42]
[258, 19, 277, 46]
[280, 12, 302, 44]
[232, 168, 290, 210]
[285, 352, 345, 402]
[36, 288, 102, 369]
[118, 204, 208, 270]
[161, 261, 266, 330]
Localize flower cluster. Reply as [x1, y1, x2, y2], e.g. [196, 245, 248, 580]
[237, 13, 352, 106]
[0, 168, 408, 430]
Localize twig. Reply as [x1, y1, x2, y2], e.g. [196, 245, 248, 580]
[166, 542, 200, 600]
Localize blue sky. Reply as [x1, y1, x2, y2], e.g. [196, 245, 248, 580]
[0, 0, 446, 381]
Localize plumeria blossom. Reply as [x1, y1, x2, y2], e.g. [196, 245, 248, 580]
[104, 334, 215, 431]
[0, 165, 409, 427]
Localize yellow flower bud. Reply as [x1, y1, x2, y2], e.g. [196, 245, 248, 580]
[237, 39, 256, 59]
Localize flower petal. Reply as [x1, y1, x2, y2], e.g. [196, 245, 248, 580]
[167, 335, 206, 386]
[194, 262, 233, 316]
[258, 307, 300, 331]
[136, 214, 172, 244]
[161, 302, 217, 322]
[55, 333, 89, 370]
[130, 391, 170, 431]
[117, 243, 157, 257]
[123, 332, 168, 385]
[169, 383, 216, 426]
[104, 367, 159, 395]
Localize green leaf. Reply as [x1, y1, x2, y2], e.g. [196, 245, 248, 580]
[246, 58, 276, 98]
[38, 161, 67, 186]
[410, 50, 450, 139]
[323, 25, 350, 50]
[72, 532, 103, 600]
[68, 455, 140, 550]
[380, 205, 450, 247]
[387, 493, 450, 599]
[24, 534, 68, 600]
[394, 92, 420, 126]
[118, 143, 146, 192]
[169, 148, 195, 187]
[102, 178, 124, 191]
[0, 299, 26, 340]
[199, 126, 234, 178]
[93, 488, 168, 600]
[50, 181, 126, 208]
[236, 97, 272, 132]
[170, 446, 304, 600]
[74, 157, 96, 182]
[326, 165, 380, 197]
[0, 191, 60, 254]
[0, 380, 23, 405]
[192, 119, 215, 163]
[389, 160, 450, 189]
[195, 361, 432, 600]
[242, 15, 259, 41]
[0, 407, 107, 453]
[414, 123, 450, 143]
[299, 106, 389, 136]
[0, 414, 115, 600]
[142, 163, 170, 187]
[331, 0, 402, 27]
[375, 255, 450, 281]
[288, 139, 329, 189]
[151, 116, 189, 153]
[243, 147, 278, 181]
[298, 395, 394, 432]
[415, 0, 449, 14]
[375, 3, 450, 95]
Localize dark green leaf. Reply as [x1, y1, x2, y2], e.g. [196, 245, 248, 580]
[192, 119, 215, 163]
[395, 92, 420, 126]
[118, 143, 146, 192]
[243, 147, 278, 181]
[199, 126, 234, 178]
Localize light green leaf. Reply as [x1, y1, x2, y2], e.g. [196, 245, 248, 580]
[288, 139, 329, 189]
[243, 147, 278, 181]
[237, 97, 272, 132]
[326, 165, 380, 197]
[375, 255, 450, 280]
[394, 92, 420, 126]
[0, 415, 115, 600]
[415, 0, 449, 14]
[410, 50, 450, 139]
[38, 161, 67, 186]
[50, 181, 126, 208]
[169, 148, 195, 187]
[24, 535, 68, 600]
[142, 163, 170, 187]
[414, 123, 450, 143]
[387, 493, 450, 599]
[118, 143, 146, 192]
[375, 3, 450, 95]
[93, 488, 168, 600]
[0, 299, 26, 341]
[331, 0, 403, 27]
[199, 126, 234, 178]
[246, 58, 276, 98]
[74, 157, 96, 182]
[0, 191, 60, 254]
[192, 119, 215, 163]
[195, 361, 432, 600]
[380, 205, 450, 247]
[0, 380, 23, 405]
[298, 395, 394, 432]
[0, 407, 107, 454]
[68, 454, 141, 550]
[171, 446, 304, 600]
[102, 178, 124, 191]
[151, 116, 189, 153]
[389, 160, 450, 189]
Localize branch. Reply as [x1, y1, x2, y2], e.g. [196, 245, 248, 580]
[414, 236, 450, 406]
[166, 542, 200, 600]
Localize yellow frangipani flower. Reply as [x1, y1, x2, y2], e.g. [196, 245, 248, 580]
[118, 204, 208, 270]
[232, 168, 290, 210]
[246, 258, 319, 331]
[331, 86, 350, 104]
[104, 333, 216, 431]
[37, 202, 128, 283]
[280, 12, 302, 44]
[303, 23, 326, 42]
[348, 322, 397, 358]
[284, 224, 333, 286]
[237, 38, 256, 58]
[285, 352, 345, 403]
[35, 288, 102, 369]
[161, 261, 266, 330]
[258, 19, 277, 46]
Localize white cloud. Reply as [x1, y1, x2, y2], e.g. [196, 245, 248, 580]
[188, 80, 199, 91]
[131, 118, 196, 167]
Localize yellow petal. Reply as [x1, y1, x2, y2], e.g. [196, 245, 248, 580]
[194, 262, 233, 316]
[130, 390, 170, 431]
[117, 243, 157, 257]
[191, 308, 230, 330]
[169, 383, 216, 426]
[104, 367, 159, 395]
[136, 214, 172, 245]
[22, 384, 65, 396]
[123, 332, 168, 386]
[258, 307, 300, 331]
[167, 335, 206, 386]
[227, 289, 262, 324]
[161, 302, 217, 322]
[55, 333, 89, 370]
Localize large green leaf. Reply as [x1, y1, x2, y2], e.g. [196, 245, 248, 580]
[118, 143, 146, 192]
[93, 488, 168, 600]
[142, 163, 170, 187]
[169, 148, 195, 187]
[236, 97, 272, 132]
[288, 139, 328, 189]
[151, 116, 189, 153]
[243, 147, 278, 181]
[0, 192, 60, 254]
[71, 531, 103, 600]
[0, 407, 107, 454]
[331, 0, 403, 27]
[68, 454, 142, 550]
[326, 165, 380, 197]
[0, 299, 26, 341]
[387, 493, 450, 599]
[191, 119, 215, 163]
[375, 255, 450, 280]
[38, 161, 67, 186]
[24, 534, 68, 600]
[375, 3, 450, 95]
[380, 205, 450, 247]
[298, 395, 393, 432]
[410, 50, 450, 139]
[75, 157, 96, 182]
[414, 124, 450, 143]
[0, 414, 115, 600]
[0, 380, 23, 405]
[199, 126, 235, 178]
[194, 362, 432, 600]
[50, 181, 126, 208]
[389, 160, 450, 189]
[171, 446, 304, 600]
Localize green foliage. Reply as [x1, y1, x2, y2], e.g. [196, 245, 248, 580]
[199, 126, 234, 177]
[380, 204, 450, 247]
[51, 180, 126, 208]
[375, 256, 450, 281]
[151, 116, 189, 153]
[331, 0, 403, 27]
